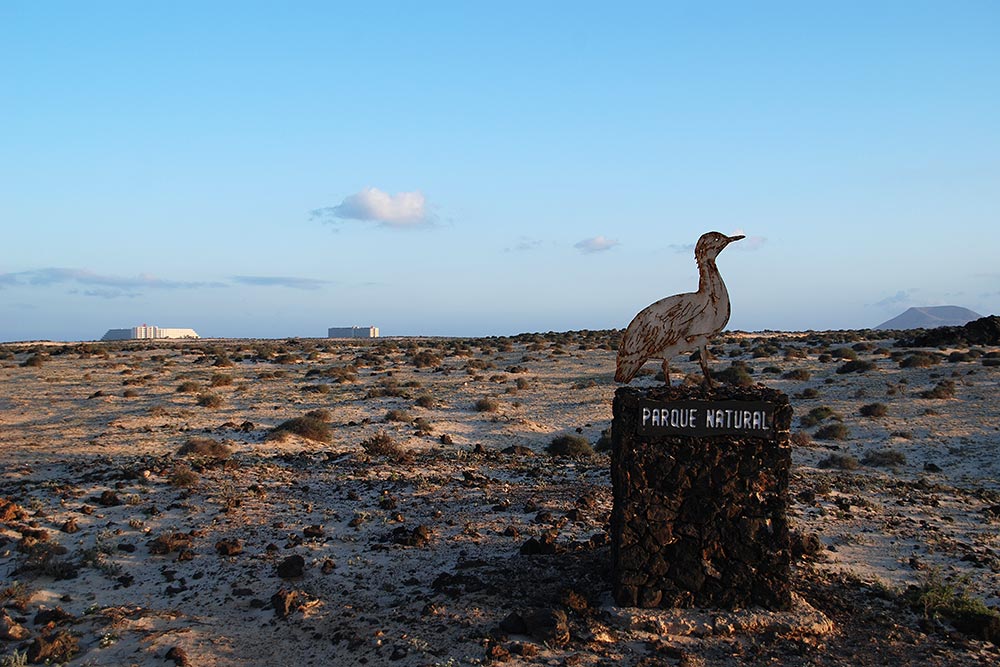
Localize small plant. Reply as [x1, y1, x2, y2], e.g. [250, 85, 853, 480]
[817, 453, 859, 469]
[197, 393, 223, 408]
[176, 380, 200, 393]
[385, 409, 412, 422]
[266, 416, 333, 443]
[178, 436, 232, 460]
[301, 383, 330, 394]
[814, 423, 850, 441]
[794, 388, 820, 399]
[169, 463, 200, 488]
[304, 409, 332, 422]
[474, 397, 499, 413]
[20, 353, 46, 368]
[859, 403, 888, 418]
[782, 369, 810, 381]
[361, 431, 408, 461]
[906, 568, 999, 624]
[862, 448, 906, 467]
[410, 350, 442, 368]
[836, 360, 876, 374]
[799, 406, 841, 428]
[920, 380, 956, 399]
[210, 373, 233, 387]
[547, 434, 594, 457]
[414, 394, 436, 408]
[790, 431, 812, 447]
[712, 361, 753, 387]
[900, 353, 939, 368]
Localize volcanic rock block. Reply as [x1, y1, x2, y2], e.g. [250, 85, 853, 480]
[611, 384, 793, 610]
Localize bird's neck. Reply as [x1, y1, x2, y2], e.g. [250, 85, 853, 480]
[697, 257, 727, 297]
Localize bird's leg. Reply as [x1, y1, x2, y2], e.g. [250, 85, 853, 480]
[698, 346, 715, 389]
[662, 359, 671, 386]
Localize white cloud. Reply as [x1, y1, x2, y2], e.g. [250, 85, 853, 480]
[574, 236, 620, 254]
[311, 187, 432, 228]
[232, 275, 330, 290]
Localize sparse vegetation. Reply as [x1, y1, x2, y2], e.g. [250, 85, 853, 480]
[859, 402, 888, 417]
[837, 359, 876, 374]
[474, 397, 499, 412]
[266, 416, 333, 443]
[920, 380, 957, 399]
[385, 409, 412, 422]
[800, 406, 841, 428]
[176, 380, 200, 393]
[197, 392, 223, 408]
[361, 431, 408, 461]
[547, 434, 594, 457]
[782, 369, 811, 381]
[178, 436, 232, 460]
[814, 423, 850, 440]
[862, 448, 906, 467]
[900, 353, 939, 368]
[817, 453, 859, 470]
[169, 463, 200, 488]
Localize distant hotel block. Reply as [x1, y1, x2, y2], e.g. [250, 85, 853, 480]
[328, 326, 379, 339]
[101, 324, 200, 341]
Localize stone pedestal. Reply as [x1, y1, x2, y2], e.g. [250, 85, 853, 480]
[610, 384, 792, 610]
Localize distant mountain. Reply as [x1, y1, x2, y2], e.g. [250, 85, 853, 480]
[876, 306, 983, 330]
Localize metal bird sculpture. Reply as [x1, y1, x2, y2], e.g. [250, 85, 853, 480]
[615, 231, 744, 386]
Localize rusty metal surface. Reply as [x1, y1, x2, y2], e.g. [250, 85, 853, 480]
[615, 231, 744, 386]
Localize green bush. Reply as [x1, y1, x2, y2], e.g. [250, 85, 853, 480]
[712, 361, 754, 387]
[547, 435, 594, 457]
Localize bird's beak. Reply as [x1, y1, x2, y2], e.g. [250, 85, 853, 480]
[727, 234, 745, 243]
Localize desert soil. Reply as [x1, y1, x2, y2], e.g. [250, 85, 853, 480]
[1, 332, 999, 666]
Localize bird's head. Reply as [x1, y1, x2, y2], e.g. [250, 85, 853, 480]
[695, 231, 744, 260]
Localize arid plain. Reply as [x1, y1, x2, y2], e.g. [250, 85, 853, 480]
[2, 330, 999, 666]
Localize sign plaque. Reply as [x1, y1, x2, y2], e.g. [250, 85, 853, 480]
[638, 399, 775, 438]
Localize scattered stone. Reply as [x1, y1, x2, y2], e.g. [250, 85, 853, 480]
[60, 518, 78, 533]
[523, 608, 570, 646]
[321, 559, 336, 574]
[148, 532, 193, 555]
[502, 445, 534, 457]
[500, 611, 527, 635]
[509, 642, 539, 657]
[791, 531, 824, 559]
[165, 645, 191, 666]
[117, 542, 136, 553]
[303, 524, 324, 538]
[215, 539, 243, 556]
[0, 498, 29, 523]
[390, 524, 432, 547]
[98, 490, 121, 506]
[389, 646, 409, 660]
[0, 611, 30, 640]
[271, 588, 300, 618]
[440, 434, 454, 445]
[27, 629, 78, 664]
[519, 533, 559, 556]
[277, 554, 305, 579]
[33, 607, 75, 626]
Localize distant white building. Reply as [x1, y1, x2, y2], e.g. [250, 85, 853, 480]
[328, 326, 379, 339]
[101, 324, 200, 341]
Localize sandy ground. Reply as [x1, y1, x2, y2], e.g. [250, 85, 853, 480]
[1, 332, 999, 666]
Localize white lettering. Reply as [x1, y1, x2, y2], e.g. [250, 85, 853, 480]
[642, 407, 651, 426]
[752, 411, 762, 429]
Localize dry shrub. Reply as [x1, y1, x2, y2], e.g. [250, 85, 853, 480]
[862, 448, 907, 467]
[176, 380, 200, 393]
[817, 453, 859, 470]
[474, 397, 499, 412]
[385, 409, 412, 422]
[361, 431, 408, 461]
[178, 436, 232, 460]
[547, 435, 593, 457]
[920, 381, 956, 399]
[197, 393, 223, 408]
[815, 423, 850, 441]
[210, 373, 233, 387]
[266, 416, 332, 443]
[169, 464, 200, 488]
[859, 403, 888, 418]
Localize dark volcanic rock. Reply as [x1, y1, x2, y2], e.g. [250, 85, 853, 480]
[98, 490, 121, 506]
[277, 554, 305, 578]
[215, 539, 243, 556]
[390, 524, 432, 547]
[148, 532, 193, 555]
[610, 384, 793, 610]
[523, 608, 570, 646]
[271, 588, 301, 618]
[897, 315, 1000, 347]
[33, 607, 75, 626]
[27, 629, 79, 664]
[951, 611, 1000, 646]
[165, 646, 191, 666]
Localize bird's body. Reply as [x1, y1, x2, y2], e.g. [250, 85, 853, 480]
[615, 232, 744, 386]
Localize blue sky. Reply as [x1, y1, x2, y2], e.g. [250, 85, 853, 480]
[2, 1, 998, 341]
